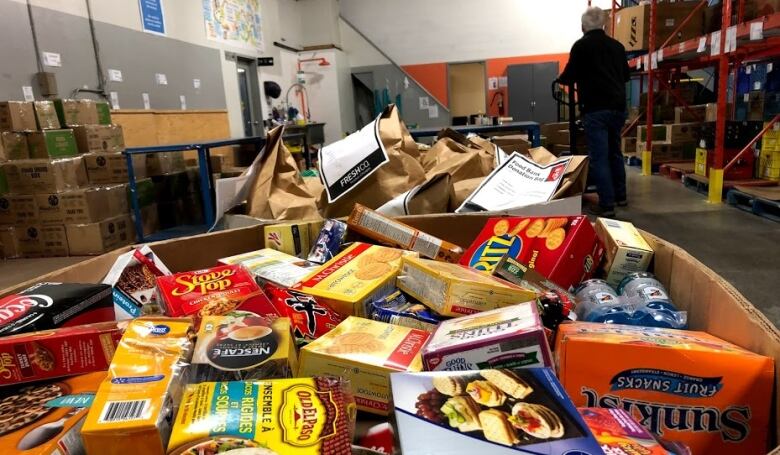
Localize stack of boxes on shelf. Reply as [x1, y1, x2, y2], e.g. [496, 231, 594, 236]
[0, 99, 135, 258]
[695, 121, 763, 180]
[760, 123, 780, 180]
[613, 1, 704, 52]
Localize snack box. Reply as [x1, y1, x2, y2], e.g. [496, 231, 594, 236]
[156, 264, 277, 325]
[103, 246, 172, 320]
[396, 256, 539, 317]
[264, 220, 318, 258]
[422, 301, 552, 372]
[460, 216, 604, 290]
[0, 321, 122, 386]
[555, 322, 774, 454]
[390, 368, 602, 454]
[307, 218, 347, 264]
[263, 281, 345, 343]
[297, 242, 415, 317]
[218, 248, 319, 288]
[348, 203, 464, 262]
[578, 407, 671, 455]
[0, 282, 114, 336]
[298, 316, 430, 415]
[0, 372, 106, 455]
[368, 289, 444, 332]
[595, 217, 654, 286]
[81, 317, 194, 455]
[191, 314, 297, 382]
[167, 377, 356, 455]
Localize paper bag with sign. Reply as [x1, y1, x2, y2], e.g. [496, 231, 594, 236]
[320, 105, 425, 217]
[376, 172, 452, 216]
[246, 125, 322, 221]
[449, 176, 485, 212]
[526, 146, 589, 199]
[421, 130, 495, 184]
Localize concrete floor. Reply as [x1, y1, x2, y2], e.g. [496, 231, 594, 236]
[0, 168, 777, 327]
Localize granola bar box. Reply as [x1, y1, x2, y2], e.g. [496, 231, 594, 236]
[103, 246, 172, 320]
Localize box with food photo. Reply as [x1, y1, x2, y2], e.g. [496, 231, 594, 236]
[390, 368, 601, 454]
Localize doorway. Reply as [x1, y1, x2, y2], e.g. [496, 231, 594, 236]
[352, 72, 375, 129]
[236, 57, 263, 137]
[448, 62, 487, 118]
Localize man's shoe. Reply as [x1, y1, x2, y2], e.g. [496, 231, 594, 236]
[587, 204, 616, 217]
[617, 200, 628, 207]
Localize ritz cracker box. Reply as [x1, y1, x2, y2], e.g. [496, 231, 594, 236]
[555, 322, 775, 454]
[460, 216, 604, 290]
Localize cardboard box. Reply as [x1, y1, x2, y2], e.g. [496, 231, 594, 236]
[0, 226, 22, 258]
[0, 131, 29, 161]
[674, 103, 720, 123]
[84, 151, 146, 184]
[0, 101, 36, 131]
[53, 98, 98, 127]
[614, 2, 704, 51]
[14, 223, 69, 257]
[595, 218, 654, 287]
[2, 157, 87, 193]
[33, 100, 61, 130]
[621, 136, 637, 155]
[27, 129, 79, 159]
[749, 90, 765, 121]
[35, 184, 128, 224]
[555, 322, 774, 454]
[96, 101, 112, 124]
[298, 316, 429, 415]
[491, 134, 531, 154]
[65, 214, 133, 256]
[145, 151, 185, 176]
[637, 123, 702, 143]
[0, 194, 38, 226]
[262, 221, 315, 258]
[73, 124, 125, 154]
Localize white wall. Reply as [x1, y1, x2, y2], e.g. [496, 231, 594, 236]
[340, 0, 614, 65]
[339, 18, 391, 67]
[300, 0, 341, 47]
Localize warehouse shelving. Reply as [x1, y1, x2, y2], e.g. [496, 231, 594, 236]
[617, 0, 780, 203]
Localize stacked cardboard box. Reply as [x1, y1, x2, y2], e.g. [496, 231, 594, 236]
[636, 122, 702, 163]
[760, 123, 780, 180]
[614, 2, 704, 51]
[0, 100, 135, 258]
[541, 122, 586, 154]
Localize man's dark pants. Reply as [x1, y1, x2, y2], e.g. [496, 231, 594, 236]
[583, 110, 627, 209]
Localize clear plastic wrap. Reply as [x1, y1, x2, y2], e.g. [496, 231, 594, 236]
[2, 156, 87, 193]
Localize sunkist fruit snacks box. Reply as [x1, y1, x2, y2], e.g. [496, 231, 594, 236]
[555, 322, 775, 454]
[460, 216, 604, 290]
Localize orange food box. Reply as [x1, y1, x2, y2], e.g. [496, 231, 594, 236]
[555, 322, 774, 455]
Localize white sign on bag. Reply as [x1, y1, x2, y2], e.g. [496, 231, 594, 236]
[319, 115, 389, 202]
[456, 153, 571, 213]
[376, 173, 448, 216]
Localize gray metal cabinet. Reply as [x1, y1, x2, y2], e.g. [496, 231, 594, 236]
[507, 62, 559, 123]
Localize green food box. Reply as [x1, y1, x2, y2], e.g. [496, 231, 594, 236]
[27, 129, 78, 159]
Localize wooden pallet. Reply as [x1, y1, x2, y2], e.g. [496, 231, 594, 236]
[727, 189, 780, 222]
[623, 155, 688, 173]
[659, 161, 695, 181]
[683, 173, 779, 196]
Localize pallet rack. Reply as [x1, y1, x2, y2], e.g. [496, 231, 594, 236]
[591, 0, 780, 202]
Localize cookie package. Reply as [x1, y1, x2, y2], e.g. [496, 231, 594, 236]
[167, 377, 356, 455]
[102, 245, 172, 320]
[298, 316, 430, 415]
[218, 248, 320, 288]
[390, 368, 601, 454]
[307, 218, 348, 264]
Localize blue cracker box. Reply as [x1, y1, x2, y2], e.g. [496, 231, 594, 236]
[390, 368, 602, 454]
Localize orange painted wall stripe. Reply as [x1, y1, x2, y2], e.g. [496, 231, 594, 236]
[402, 63, 449, 107]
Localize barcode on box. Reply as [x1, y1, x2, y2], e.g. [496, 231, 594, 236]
[98, 399, 149, 423]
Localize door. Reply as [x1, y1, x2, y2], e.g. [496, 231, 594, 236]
[449, 62, 487, 117]
[352, 72, 375, 128]
[531, 62, 559, 124]
[507, 62, 560, 123]
[236, 57, 263, 137]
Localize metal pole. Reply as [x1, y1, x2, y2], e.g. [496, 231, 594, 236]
[710, 0, 732, 203]
[643, 0, 657, 176]
[124, 152, 144, 243]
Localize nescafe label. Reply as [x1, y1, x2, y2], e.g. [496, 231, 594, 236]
[206, 324, 278, 370]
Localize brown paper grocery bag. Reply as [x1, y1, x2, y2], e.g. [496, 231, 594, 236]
[526, 146, 589, 199]
[376, 172, 452, 216]
[322, 105, 425, 217]
[246, 125, 321, 220]
[448, 176, 484, 212]
[422, 129, 495, 176]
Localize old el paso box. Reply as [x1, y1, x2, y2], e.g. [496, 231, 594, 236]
[156, 264, 276, 324]
[555, 322, 774, 454]
[0, 372, 106, 455]
[0, 321, 122, 386]
[461, 216, 603, 290]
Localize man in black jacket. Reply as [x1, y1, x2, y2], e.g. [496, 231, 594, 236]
[558, 7, 630, 217]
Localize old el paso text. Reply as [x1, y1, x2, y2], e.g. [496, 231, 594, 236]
[171, 269, 236, 296]
[581, 387, 750, 442]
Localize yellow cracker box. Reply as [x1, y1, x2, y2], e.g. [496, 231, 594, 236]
[167, 377, 356, 455]
[264, 221, 319, 258]
[298, 316, 430, 415]
[595, 218, 654, 287]
[397, 256, 539, 317]
[81, 317, 194, 455]
[297, 242, 415, 317]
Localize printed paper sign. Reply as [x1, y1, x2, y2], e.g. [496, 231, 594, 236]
[139, 0, 166, 35]
[750, 22, 763, 41]
[108, 69, 123, 82]
[498, 76, 508, 88]
[697, 36, 707, 53]
[318, 116, 389, 202]
[193, 78, 201, 88]
[457, 153, 571, 213]
[155, 73, 168, 85]
[710, 31, 721, 56]
[428, 105, 439, 118]
[109, 91, 120, 109]
[42, 52, 61, 67]
[488, 77, 498, 90]
[418, 96, 430, 109]
[22, 86, 34, 102]
[725, 26, 737, 53]
[179, 95, 187, 110]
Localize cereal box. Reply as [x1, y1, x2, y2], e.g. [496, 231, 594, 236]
[0, 321, 122, 386]
[397, 256, 539, 317]
[156, 264, 277, 325]
[81, 317, 194, 455]
[460, 216, 604, 290]
[595, 218, 654, 286]
[297, 242, 414, 317]
[555, 322, 774, 454]
[167, 377, 356, 455]
[263, 281, 345, 343]
[218, 248, 319, 288]
[191, 314, 297, 382]
[298, 316, 430, 415]
[0, 372, 105, 455]
[578, 407, 670, 455]
[422, 302, 552, 371]
[390, 368, 602, 454]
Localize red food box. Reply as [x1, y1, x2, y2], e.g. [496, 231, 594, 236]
[156, 264, 277, 324]
[0, 321, 123, 386]
[460, 216, 604, 290]
[263, 281, 345, 343]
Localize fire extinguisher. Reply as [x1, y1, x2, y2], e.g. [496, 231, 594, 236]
[490, 91, 505, 116]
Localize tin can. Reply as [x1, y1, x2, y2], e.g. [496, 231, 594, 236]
[617, 272, 675, 311]
[575, 278, 619, 307]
